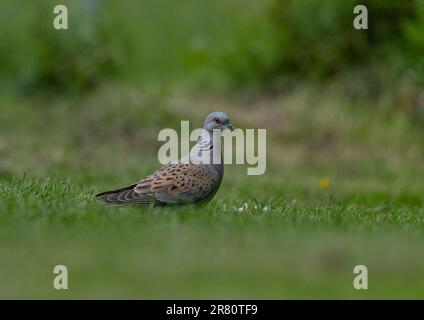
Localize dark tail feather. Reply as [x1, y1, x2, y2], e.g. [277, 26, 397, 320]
[96, 184, 139, 205]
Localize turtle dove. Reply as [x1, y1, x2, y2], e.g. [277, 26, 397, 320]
[96, 112, 234, 206]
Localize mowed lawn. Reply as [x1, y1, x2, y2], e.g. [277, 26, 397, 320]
[1, 85, 424, 299]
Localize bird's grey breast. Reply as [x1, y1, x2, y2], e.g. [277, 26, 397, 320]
[208, 162, 223, 189]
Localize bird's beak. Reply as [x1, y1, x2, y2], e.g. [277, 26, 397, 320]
[226, 124, 235, 131]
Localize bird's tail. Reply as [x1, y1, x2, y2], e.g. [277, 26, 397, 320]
[95, 184, 138, 205]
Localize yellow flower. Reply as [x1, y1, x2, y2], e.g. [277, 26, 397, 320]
[319, 177, 330, 189]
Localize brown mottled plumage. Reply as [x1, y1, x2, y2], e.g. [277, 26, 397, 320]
[96, 112, 234, 206]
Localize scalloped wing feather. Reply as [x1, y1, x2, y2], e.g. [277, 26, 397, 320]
[134, 163, 217, 204]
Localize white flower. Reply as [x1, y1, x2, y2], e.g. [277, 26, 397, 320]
[236, 202, 249, 213]
[263, 205, 269, 212]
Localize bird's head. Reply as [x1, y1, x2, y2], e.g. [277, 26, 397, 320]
[203, 111, 234, 132]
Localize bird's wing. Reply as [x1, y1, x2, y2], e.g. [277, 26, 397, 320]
[134, 163, 217, 204]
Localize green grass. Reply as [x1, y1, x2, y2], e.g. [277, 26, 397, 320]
[1, 82, 424, 299]
[1, 176, 424, 299]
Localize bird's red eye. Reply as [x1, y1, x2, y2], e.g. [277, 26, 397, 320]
[214, 117, 220, 123]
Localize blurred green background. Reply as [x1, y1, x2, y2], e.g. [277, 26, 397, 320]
[1, 0, 424, 299]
